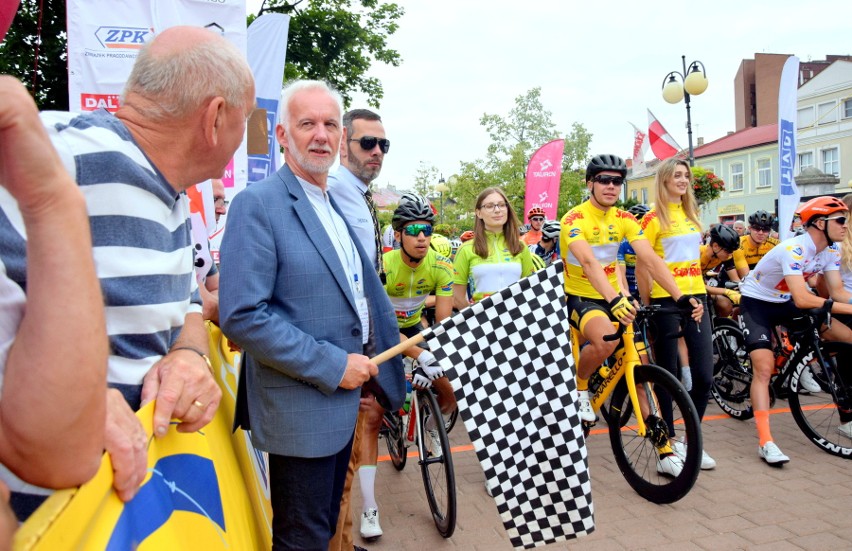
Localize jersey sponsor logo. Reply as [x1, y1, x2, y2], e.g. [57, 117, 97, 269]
[790, 246, 804, 259]
[395, 308, 421, 319]
[95, 26, 152, 50]
[603, 265, 616, 275]
[441, 283, 453, 292]
[562, 211, 584, 225]
[615, 210, 634, 220]
[568, 228, 582, 238]
[672, 264, 702, 278]
[790, 262, 802, 271]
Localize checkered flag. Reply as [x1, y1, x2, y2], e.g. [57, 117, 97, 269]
[423, 261, 594, 548]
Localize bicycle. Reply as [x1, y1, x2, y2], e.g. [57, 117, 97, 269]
[381, 367, 457, 537]
[571, 304, 702, 504]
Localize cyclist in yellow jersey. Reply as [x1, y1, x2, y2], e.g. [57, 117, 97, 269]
[561, 154, 702, 479]
[452, 187, 536, 309]
[735, 210, 779, 277]
[639, 157, 716, 471]
[357, 196, 457, 538]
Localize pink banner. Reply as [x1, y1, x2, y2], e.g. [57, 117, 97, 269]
[524, 139, 564, 222]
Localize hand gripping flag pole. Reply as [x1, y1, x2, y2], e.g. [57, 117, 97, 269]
[373, 261, 594, 548]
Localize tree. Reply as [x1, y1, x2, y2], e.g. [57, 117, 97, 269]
[446, 88, 592, 223]
[0, 0, 404, 110]
[412, 161, 439, 198]
[0, 0, 68, 110]
[256, 0, 404, 108]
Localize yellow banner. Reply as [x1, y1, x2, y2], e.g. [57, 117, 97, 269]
[14, 322, 272, 550]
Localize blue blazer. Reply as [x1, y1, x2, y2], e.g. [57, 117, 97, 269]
[219, 165, 404, 458]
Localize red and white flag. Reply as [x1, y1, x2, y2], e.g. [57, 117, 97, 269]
[647, 109, 682, 161]
[630, 122, 649, 172]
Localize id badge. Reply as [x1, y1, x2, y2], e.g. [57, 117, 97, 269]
[356, 297, 369, 345]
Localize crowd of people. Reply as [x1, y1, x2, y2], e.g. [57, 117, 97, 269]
[3, 23, 852, 551]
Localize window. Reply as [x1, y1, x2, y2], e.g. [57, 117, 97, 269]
[757, 159, 771, 188]
[798, 106, 815, 129]
[845, 99, 852, 119]
[798, 151, 814, 172]
[730, 162, 744, 191]
[641, 188, 648, 204]
[818, 101, 837, 125]
[631, 189, 638, 201]
[822, 147, 839, 176]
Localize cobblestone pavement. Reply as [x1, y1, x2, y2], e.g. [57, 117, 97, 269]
[347, 401, 852, 550]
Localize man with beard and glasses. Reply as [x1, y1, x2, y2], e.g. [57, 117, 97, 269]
[219, 80, 403, 550]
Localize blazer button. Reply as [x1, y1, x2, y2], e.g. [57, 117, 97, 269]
[351, 328, 361, 337]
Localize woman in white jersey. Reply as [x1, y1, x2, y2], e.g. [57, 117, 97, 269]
[453, 187, 536, 309]
[638, 157, 716, 472]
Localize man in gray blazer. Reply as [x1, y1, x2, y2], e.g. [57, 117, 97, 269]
[219, 80, 404, 550]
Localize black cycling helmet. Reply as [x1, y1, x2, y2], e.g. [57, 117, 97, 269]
[748, 210, 775, 229]
[541, 220, 561, 240]
[709, 224, 740, 252]
[392, 194, 434, 230]
[628, 204, 650, 220]
[586, 154, 627, 182]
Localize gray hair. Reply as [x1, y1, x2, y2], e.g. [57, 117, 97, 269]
[278, 80, 344, 130]
[123, 30, 254, 120]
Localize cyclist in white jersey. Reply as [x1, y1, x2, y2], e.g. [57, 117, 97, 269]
[740, 196, 852, 465]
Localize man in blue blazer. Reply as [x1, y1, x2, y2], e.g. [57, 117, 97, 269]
[219, 80, 404, 550]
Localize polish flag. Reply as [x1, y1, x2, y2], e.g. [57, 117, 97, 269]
[630, 122, 649, 172]
[647, 109, 682, 161]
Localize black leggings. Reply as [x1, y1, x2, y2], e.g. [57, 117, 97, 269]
[650, 295, 713, 421]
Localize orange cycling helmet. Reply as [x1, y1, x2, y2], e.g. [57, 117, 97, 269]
[460, 230, 474, 242]
[796, 196, 847, 226]
[527, 206, 545, 219]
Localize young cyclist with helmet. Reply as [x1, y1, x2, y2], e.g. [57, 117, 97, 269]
[561, 154, 703, 477]
[735, 210, 780, 277]
[529, 220, 561, 267]
[638, 157, 717, 471]
[740, 196, 852, 465]
[356, 196, 457, 539]
[700, 224, 744, 317]
[522, 206, 546, 245]
[453, 187, 537, 309]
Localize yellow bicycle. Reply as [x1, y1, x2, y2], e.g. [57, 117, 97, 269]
[571, 304, 702, 504]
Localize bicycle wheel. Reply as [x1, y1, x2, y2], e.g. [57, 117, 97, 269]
[417, 388, 457, 537]
[788, 341, 852, 459]
[607, 364, 702, 504]
[711, 322, 754, 420]
[384, 411, 407, 471]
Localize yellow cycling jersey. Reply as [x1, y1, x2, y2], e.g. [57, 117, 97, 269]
[560, 201, 644, 299]
[739, 234, 779, 270]
[383, 248, 454, 328]
[453, 232, 536, 303]
[699, 244, 745, 275]
[640, 203, 704, 299]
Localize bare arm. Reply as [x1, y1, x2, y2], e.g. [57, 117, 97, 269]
[0, 76, 107, 488]
[453, 284, 470, 311]
[823, 270, 852, 304]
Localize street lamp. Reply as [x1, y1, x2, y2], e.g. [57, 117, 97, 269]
[435, 174, 448, 224]
[661, 55, 709, 166]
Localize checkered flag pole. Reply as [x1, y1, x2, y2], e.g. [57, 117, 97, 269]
[424, 260, 593, 548]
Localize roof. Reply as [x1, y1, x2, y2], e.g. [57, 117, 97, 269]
[371, 187, 403, 209]
[693, 123, 778, 158]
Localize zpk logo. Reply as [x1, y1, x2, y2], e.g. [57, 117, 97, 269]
[95, 26, 152, 49]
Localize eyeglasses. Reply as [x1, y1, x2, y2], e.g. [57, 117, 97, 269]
[402, 223, 433, 237]
[213, 197, 228, 208]
[479, 202, 507, 212]
[530, 216, 545, 222]
[349, 136, 390, 154]
[592, 175, 625, 187]
[750, 226, 770, 233]
[826, 215, 848, 225]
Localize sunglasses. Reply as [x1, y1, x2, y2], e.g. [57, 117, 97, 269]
[530, 216, 545, 222]
[541, 236, 553, 243]
[349, 136, 390, 154]
[402, 223, 433, 237]
[826, 216, 848, 225]
[593, 175, 625, 187]
[750, 226, 770, 233]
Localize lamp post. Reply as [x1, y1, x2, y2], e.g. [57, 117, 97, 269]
[435, 174, 448, 224]
[661, 55, 709, 166]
